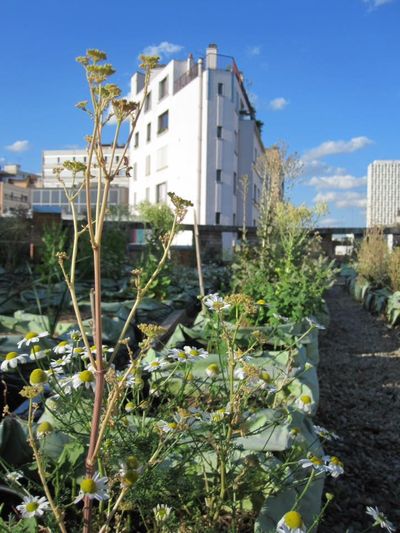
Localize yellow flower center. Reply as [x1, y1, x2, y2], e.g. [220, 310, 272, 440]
[190, 349, 199, 357]
[5, 352, 18, 360]
[256, 299, 266, 305]
[168, 422, 177, 430]
[74, 347, 84, 355]
[57, 341, 68, 348]
[25, 332, 38, 340]
[80, 478, 96, 494]
[177, 352, 187, 359]
[310, 455, 323, 465]
[31, 345, 42, 354]
[284, 511, 303, 528]
[30, 369, 47, 385]
[260, 372, 271, 382]
[150, 361, 160, 367]
[207, 363, 219, 375]
[125, 401, 135, 412]
[126, 455, 139, 469]
[123, 470, 139, 486]
[330, 456, 343, 466]
[300, 395, 312, 404]
[79, 370, 94, 383]
[25, 502, 39, 513]
[38, 421, 53, 434]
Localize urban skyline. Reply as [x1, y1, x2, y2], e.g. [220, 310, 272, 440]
[1, 0, 399, 227]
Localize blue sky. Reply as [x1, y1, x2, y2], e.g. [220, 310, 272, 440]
[1, 0, 399, 226]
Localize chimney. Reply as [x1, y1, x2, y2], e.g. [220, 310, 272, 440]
[206, 43, 218, 70]
[187, 53, 194, 72]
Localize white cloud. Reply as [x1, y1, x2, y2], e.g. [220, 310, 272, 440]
[269, 97, 289, 111]
[307, 174, 367, 190]
[314, 191, 367, 209]
[247, 46, 261, 56]
[303, 136, 373, 161]
[5, 140, 30, 153]
[140, 41, 183, 60]
[363, 0, 394, 10]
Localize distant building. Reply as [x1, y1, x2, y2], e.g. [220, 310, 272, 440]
[38, 146, 129, 218]
[0, 164, 39, 215]
[129, 44, 264, 229]
[367, 161, 400, 227]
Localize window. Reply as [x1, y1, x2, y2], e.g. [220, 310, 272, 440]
[132, 162, 137, 180]
[84, 156, 87, 163]
[234, 131, 238, 154]
[57, 157, 60, 164]
[233, 172, 237, 195]
[145, 155, 151, 176]
[42, 191, 49, 203]
[215, 212, 221, 225]
[133, 192, 137, 206]
[33, 191, 41, 203]
[217, 126, 222, 139]
[159, 77, 168, 100]
[146, 122, 151, 142]
[253, 184, 257, 201]
[233, 213, 236, 225]
[145, 187, 150, 201]
[145, 91, 151, 112]
[216, 169, 222, 183]
[109, 190, 118, 203]
[134, 132, 139, 148]
[157, 146, 168, 170]
[158, 111, 169, 134]
[104, 156, 108, 163]
[218, 83, 224, 96]
[116, 155, 119, 163]
[156, 182, 167, 203]
[51, 190, 60, 203]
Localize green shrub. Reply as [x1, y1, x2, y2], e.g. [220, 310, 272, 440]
[357, 227, 389, 287]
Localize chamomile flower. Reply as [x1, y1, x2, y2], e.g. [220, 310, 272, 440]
[1, 351, 29, 372]
[158, 420, 178, 433]
[17, 331, 48, 349]
[53, 341, 70, 355]
[276, 511, 306, 533]
[69, 329, 82, 342]
[324, 455, 344, 478]
[153, 504, 172, 523]
[313, 424, 340, 441]
[203, 293, 231, 312]
[37, 421, 54, 438]
[296, 394, 314, 414]
[72, 369, 95, 391]
[6, 470, 23, 482]
[168, 348, 192, 362]
[206, 363, 220, 378]
[50, 354, 72, 370]
[115, 369, 135, 387]
[29, 369, 48, 386]
[143, 359, 169, 373]
[299, 454, 327, 474]
[120, 456, 142, 487]
[29, 345, 49, 361]
[183, 346, 209, 360]
[74, 473, 109, 503]
[16, 495, 50, 518]
[366, 506, 395, 532]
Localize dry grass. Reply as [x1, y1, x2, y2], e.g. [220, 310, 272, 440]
[357, 227, 389, 287]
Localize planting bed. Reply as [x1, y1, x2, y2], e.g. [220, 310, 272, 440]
[316, 283, 400, 531]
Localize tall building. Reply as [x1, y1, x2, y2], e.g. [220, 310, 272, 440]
[129, 44, 264, 228]
[37, 146, 129, 217]
[367, 161, 400, 227]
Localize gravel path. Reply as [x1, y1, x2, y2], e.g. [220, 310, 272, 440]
[316, 283, 400, 532]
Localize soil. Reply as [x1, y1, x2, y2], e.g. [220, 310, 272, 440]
[316, 282, 400, 532]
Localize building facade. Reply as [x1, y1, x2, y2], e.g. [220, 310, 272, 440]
[38, 146, 129, 218]
[129, 44, 264, 228]
[0, 164, 39, 215]
[367, 161, 400, 227]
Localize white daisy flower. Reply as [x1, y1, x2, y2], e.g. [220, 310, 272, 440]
[0, 351, 29, 372]
[157, 420, 178, 433]
[183, 346, 209, 361]
[50, 354, 72, 370]
[203, 293, 231, 312]
[115, 369, 135, 387]
[29, 345, 49, 361]
[296, 394, 314, 414]
[366, 506, 395, 532]
[16, 495, 50, 518]
[74, 473, 109, 503]
[299, 454, 327, 474]
[6, 470, 23, 482]
[72, 369, 95, 391]
[53, 340, 71, 355]
[324, 455, 344, 478]
[17, 331, 48, 349]
[153, 503, 172, 523]
[69, 330, 82, 342]
[313, 424, 340, 441]
[143, 359, 169, 373]
[276, 511, 306, 533]
[168, 348, 192, 362]
[206, 363, 220, 378]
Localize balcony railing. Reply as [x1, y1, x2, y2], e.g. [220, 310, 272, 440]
[173, 64, 201, 94]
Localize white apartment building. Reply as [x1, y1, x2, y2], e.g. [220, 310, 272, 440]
[38, 145, 129, 217]
[129, 44, 264, 228]
[367, 160, 400, 227]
